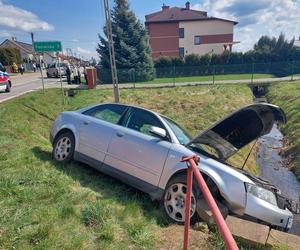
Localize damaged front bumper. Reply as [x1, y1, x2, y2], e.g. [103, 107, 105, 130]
[245, 193, 294, 230]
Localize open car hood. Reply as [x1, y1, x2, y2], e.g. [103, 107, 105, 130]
[186, 103, 286, 160]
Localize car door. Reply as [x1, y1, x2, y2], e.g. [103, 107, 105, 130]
[104, 107, 172, 188]
[78, 104, 127, 170]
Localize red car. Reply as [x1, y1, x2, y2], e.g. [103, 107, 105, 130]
[0, 63, 11, 93]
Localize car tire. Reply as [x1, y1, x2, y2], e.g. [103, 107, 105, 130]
[52, 131, 75, 163]
[5, 82, 11, 92]
[162, 173, 201, 225]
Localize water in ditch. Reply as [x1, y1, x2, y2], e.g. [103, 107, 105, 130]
[257, 123, 300, 235]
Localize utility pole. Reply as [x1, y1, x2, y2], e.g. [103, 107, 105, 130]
[31, 32, 45, 94]
[103, 0, 120, 103]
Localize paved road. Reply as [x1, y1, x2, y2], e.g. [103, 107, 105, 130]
[0, 72, 63, 103]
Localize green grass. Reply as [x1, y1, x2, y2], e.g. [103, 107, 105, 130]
[135, 73, 275, 85]
[267, 81, 300, 180]
[0, 85, 258, 249]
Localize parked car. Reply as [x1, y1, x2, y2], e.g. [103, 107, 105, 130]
[50, 103, 298, 230]
[0, 63, 12, 93]
[46, 62, 67, 78]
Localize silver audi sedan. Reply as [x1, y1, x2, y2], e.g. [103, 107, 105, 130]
[50, 102, 297, 230]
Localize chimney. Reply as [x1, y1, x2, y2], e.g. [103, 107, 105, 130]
[162, 4, 170, 11]
[12, 36, 17, 41]
[185, 1, 190, 10]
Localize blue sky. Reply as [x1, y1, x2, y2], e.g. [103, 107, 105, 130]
[0, 0, 299, 60]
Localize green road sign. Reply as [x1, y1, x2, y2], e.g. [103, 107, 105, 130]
[33, 41, 62, 52]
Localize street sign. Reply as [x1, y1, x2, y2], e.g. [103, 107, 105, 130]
[33, 41, 62, 52]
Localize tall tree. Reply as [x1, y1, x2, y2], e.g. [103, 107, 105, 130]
[97, 0, 154, 82]
[254, 33, 296, 60]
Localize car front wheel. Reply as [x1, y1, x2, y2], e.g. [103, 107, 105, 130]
[52, 131, 75, 163]
[163, 174, 200, 224]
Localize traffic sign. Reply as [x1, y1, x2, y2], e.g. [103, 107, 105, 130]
[33, 41, 62, 52]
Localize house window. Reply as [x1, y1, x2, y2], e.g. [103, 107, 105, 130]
[179, 28, 184, 38]
[194, 36, 201, 45]
[179, 47, 184, 57]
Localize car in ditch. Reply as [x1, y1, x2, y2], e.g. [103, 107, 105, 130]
[50, 102, 299, 230]
[0, 63, 12, 93]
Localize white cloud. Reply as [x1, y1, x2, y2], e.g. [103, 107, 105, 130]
[0, 1, 54, 32]
[192, 0, 300, 52]
[76, 47, 97, 59]
[0, 30, 12, 37]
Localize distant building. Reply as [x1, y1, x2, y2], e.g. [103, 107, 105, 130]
[145, 2, 239, 59]
[0, 37, 56, 64]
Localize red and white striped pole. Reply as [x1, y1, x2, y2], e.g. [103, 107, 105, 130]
[181, 155, 239, 250]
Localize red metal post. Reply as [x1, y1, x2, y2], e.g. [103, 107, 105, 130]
[181, 155, 239, 250]
[183, 167, 193, 250]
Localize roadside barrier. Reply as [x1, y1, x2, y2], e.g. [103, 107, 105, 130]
[180, 155, 239, 250]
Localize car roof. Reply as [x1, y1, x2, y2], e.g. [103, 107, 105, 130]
[81, 103, 160, 115]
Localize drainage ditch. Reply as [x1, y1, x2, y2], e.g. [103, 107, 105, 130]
[251, 84, 300, 235]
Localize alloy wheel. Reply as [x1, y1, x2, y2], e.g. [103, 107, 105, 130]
[164, 183, 196, 222]
[54, 136, 72, 161]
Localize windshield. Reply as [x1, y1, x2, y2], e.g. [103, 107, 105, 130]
[162, 117, 192, 145]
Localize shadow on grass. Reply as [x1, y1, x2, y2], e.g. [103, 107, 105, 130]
[31, 146, 170, 227]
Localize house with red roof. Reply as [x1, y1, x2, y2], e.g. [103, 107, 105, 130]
[145, 2, 239, 59]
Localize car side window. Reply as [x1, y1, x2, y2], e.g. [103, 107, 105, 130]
[83, 104, 127, 124]
[124, 108, 166, 138]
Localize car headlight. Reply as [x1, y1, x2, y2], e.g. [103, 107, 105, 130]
[245, 183, 277, 206]
[287, 217, 293, 229]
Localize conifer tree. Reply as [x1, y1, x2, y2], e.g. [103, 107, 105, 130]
[97, 0, 154, 82]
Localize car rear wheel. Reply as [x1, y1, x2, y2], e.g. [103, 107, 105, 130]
[52, 131, 75, 163]
[163, 174, 200, 224]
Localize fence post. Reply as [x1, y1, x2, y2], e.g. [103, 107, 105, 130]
[213, 65, 215, 84]
[132, 69, 136, 88]
[251, 62, 254, 84]
[291, 60, 295, 81]
[173, 65, 176, 87]
[181, 156, 239, 250]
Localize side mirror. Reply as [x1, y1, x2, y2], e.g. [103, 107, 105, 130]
[149, 126, 167, 139]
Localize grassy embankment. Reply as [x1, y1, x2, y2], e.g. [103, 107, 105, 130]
[0, 85, 258, 249]
[267, 81, 300, 179]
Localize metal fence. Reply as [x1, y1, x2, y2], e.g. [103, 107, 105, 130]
[98, 60, 300, 85]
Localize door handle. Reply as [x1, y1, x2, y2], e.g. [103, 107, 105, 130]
[116, 131, 125, 137]
[83, 121, 89, 125]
